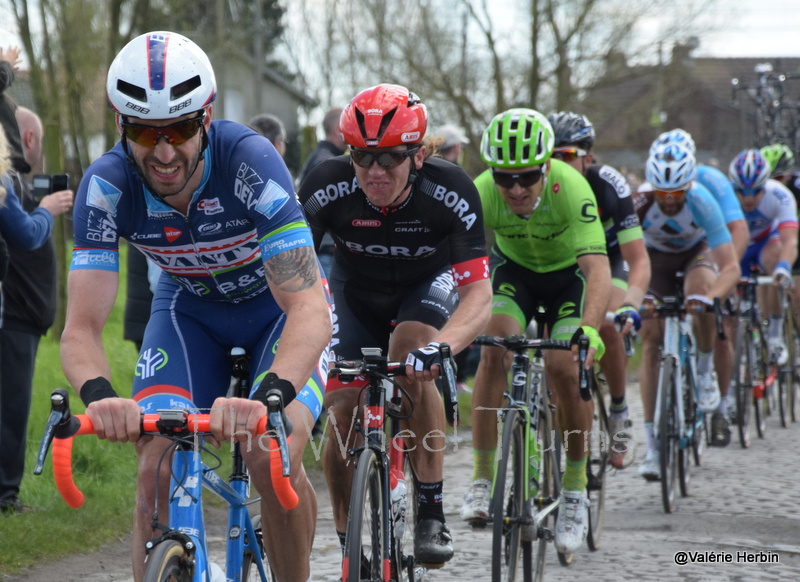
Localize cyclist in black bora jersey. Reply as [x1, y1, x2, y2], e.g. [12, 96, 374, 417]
[298, 84, 492, 568]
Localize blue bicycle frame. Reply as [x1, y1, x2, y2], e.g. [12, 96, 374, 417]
[161, 440, 267, 581]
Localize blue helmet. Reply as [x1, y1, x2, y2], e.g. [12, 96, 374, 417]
[646, 142, 697, 191]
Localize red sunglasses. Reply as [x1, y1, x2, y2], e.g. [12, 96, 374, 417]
[122, 112, 206, 148]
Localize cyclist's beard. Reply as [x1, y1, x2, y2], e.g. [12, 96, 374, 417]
[123, 137, 204, 201]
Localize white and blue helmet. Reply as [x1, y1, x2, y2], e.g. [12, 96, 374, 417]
[646, 141, 697, 191]
[106, 31, 217, 120]
[728, 148, 771, 195]
[649, 128, 696, 156]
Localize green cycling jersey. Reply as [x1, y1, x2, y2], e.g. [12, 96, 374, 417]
[475, 158, 607, 272]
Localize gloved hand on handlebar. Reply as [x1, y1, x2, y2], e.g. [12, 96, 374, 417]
[406, 341, 442, 372]
[613, 305, 641, 333]
[570, 325, 605, 363]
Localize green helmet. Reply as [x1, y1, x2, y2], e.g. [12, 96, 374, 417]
[760, 143, 795, 176]
[480, 108, 554, 169]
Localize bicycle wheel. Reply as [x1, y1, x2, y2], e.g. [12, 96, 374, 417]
[734, 324, 753, 448]
[393, 455, 421, 582]
[531, 405, 558, 582]
[142, 540, 192, 582]
[779, 311, 799, 426]
[678, 367, 695, 497]
[242, 515, 276, 581]
[658, 358, 678, 514]
[492, 408, 526, 582]
[344, 448, 385, 582]
[586, 378, 609, 551]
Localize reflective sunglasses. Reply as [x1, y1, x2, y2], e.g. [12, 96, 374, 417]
[491, 168, 544, 189]
[654, 189, 687, 199]
[552, 147, 588, 162]
[122, 112, 206, 148]
[734, 187, 764, 197]
[350, 147, 419, 169]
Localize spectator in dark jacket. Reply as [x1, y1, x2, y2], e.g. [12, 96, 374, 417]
[0, 106, 73, 514]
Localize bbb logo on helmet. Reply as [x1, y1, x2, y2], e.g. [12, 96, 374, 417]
[125, 102, 150, 114]
[169, 99, 192, 115]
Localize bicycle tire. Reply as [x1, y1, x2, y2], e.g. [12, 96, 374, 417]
[733, 322, 752, 447]
[142, 540, 192, 582]
[393, 455, 421, 582]
[492, 408, 526, 582]
[531, 400, 558, 582]
[658, 357, 678, 514]
[792, 321, 800, 423]
[678, 366, 694, 497]
[780, 310, 799, 425]
[344, 448, 385, 582]
[242, 515, 276, 581]
[586, 378, 609, 551]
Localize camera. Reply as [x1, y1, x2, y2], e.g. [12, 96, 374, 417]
[32, 173, 69, 198]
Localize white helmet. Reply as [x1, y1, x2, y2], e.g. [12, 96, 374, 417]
[106, 31, 216, 120]
[649, 128, 696, 156]
[646, 141, 696, 191]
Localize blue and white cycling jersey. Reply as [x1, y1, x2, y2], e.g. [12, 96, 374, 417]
[696, 165, 744, 225]
[71, 120, 313, 303]
[635, 180, 731, 253]
[740, 178, 798, 244]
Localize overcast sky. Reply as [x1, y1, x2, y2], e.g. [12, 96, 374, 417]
[2, 1, 798, 64]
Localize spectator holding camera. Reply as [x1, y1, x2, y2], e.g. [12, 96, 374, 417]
[0, 105, 73, 514]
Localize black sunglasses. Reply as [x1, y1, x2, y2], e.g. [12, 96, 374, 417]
[350, 147, 419, 170]
[122, 112, 206, 148]
[491, 168, 544, 189]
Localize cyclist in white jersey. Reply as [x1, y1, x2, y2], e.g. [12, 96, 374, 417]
[651, 129, 749, 446]
[729, 148, 798, 365]
[634, 141, 740, 480]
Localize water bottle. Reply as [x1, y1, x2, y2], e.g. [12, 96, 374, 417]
[209, 562, 225, 582]
[390, 467, 407, 539]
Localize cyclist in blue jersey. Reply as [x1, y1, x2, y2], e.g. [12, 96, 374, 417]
[634, 141, 739, 480]
[650, 129, 748, 446]
[60, 32, 332, 582]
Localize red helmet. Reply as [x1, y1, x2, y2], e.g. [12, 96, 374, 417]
[340, 84, 427, 148]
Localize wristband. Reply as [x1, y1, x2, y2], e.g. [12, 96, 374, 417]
[252, 372, 296, 407]
[80, 377, 119, 407]
[776, 260, 791, 274]
[571, 325, 605, 362]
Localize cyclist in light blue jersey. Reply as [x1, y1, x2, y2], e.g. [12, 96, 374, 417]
[634, 141, 739, 479]
[651, 128, 748, 446]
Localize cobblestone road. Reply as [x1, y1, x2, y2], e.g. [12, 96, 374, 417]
[309, 381, 800, 581]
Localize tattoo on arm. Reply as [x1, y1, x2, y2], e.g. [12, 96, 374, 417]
[264, 246, 318, 292]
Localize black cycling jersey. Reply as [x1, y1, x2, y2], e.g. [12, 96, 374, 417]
[298, 155, 488, 293]
[585, 164, 641, 255]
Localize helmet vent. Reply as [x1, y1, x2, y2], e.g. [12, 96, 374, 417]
[376, 107, 397, 145]
[116, 80, 147, 102]
[171, 75, 202, 100]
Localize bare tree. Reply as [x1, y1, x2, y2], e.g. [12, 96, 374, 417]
[278, 0, 719, 175]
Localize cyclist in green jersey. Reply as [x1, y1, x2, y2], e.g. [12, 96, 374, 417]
[460, 108, 610, 555]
